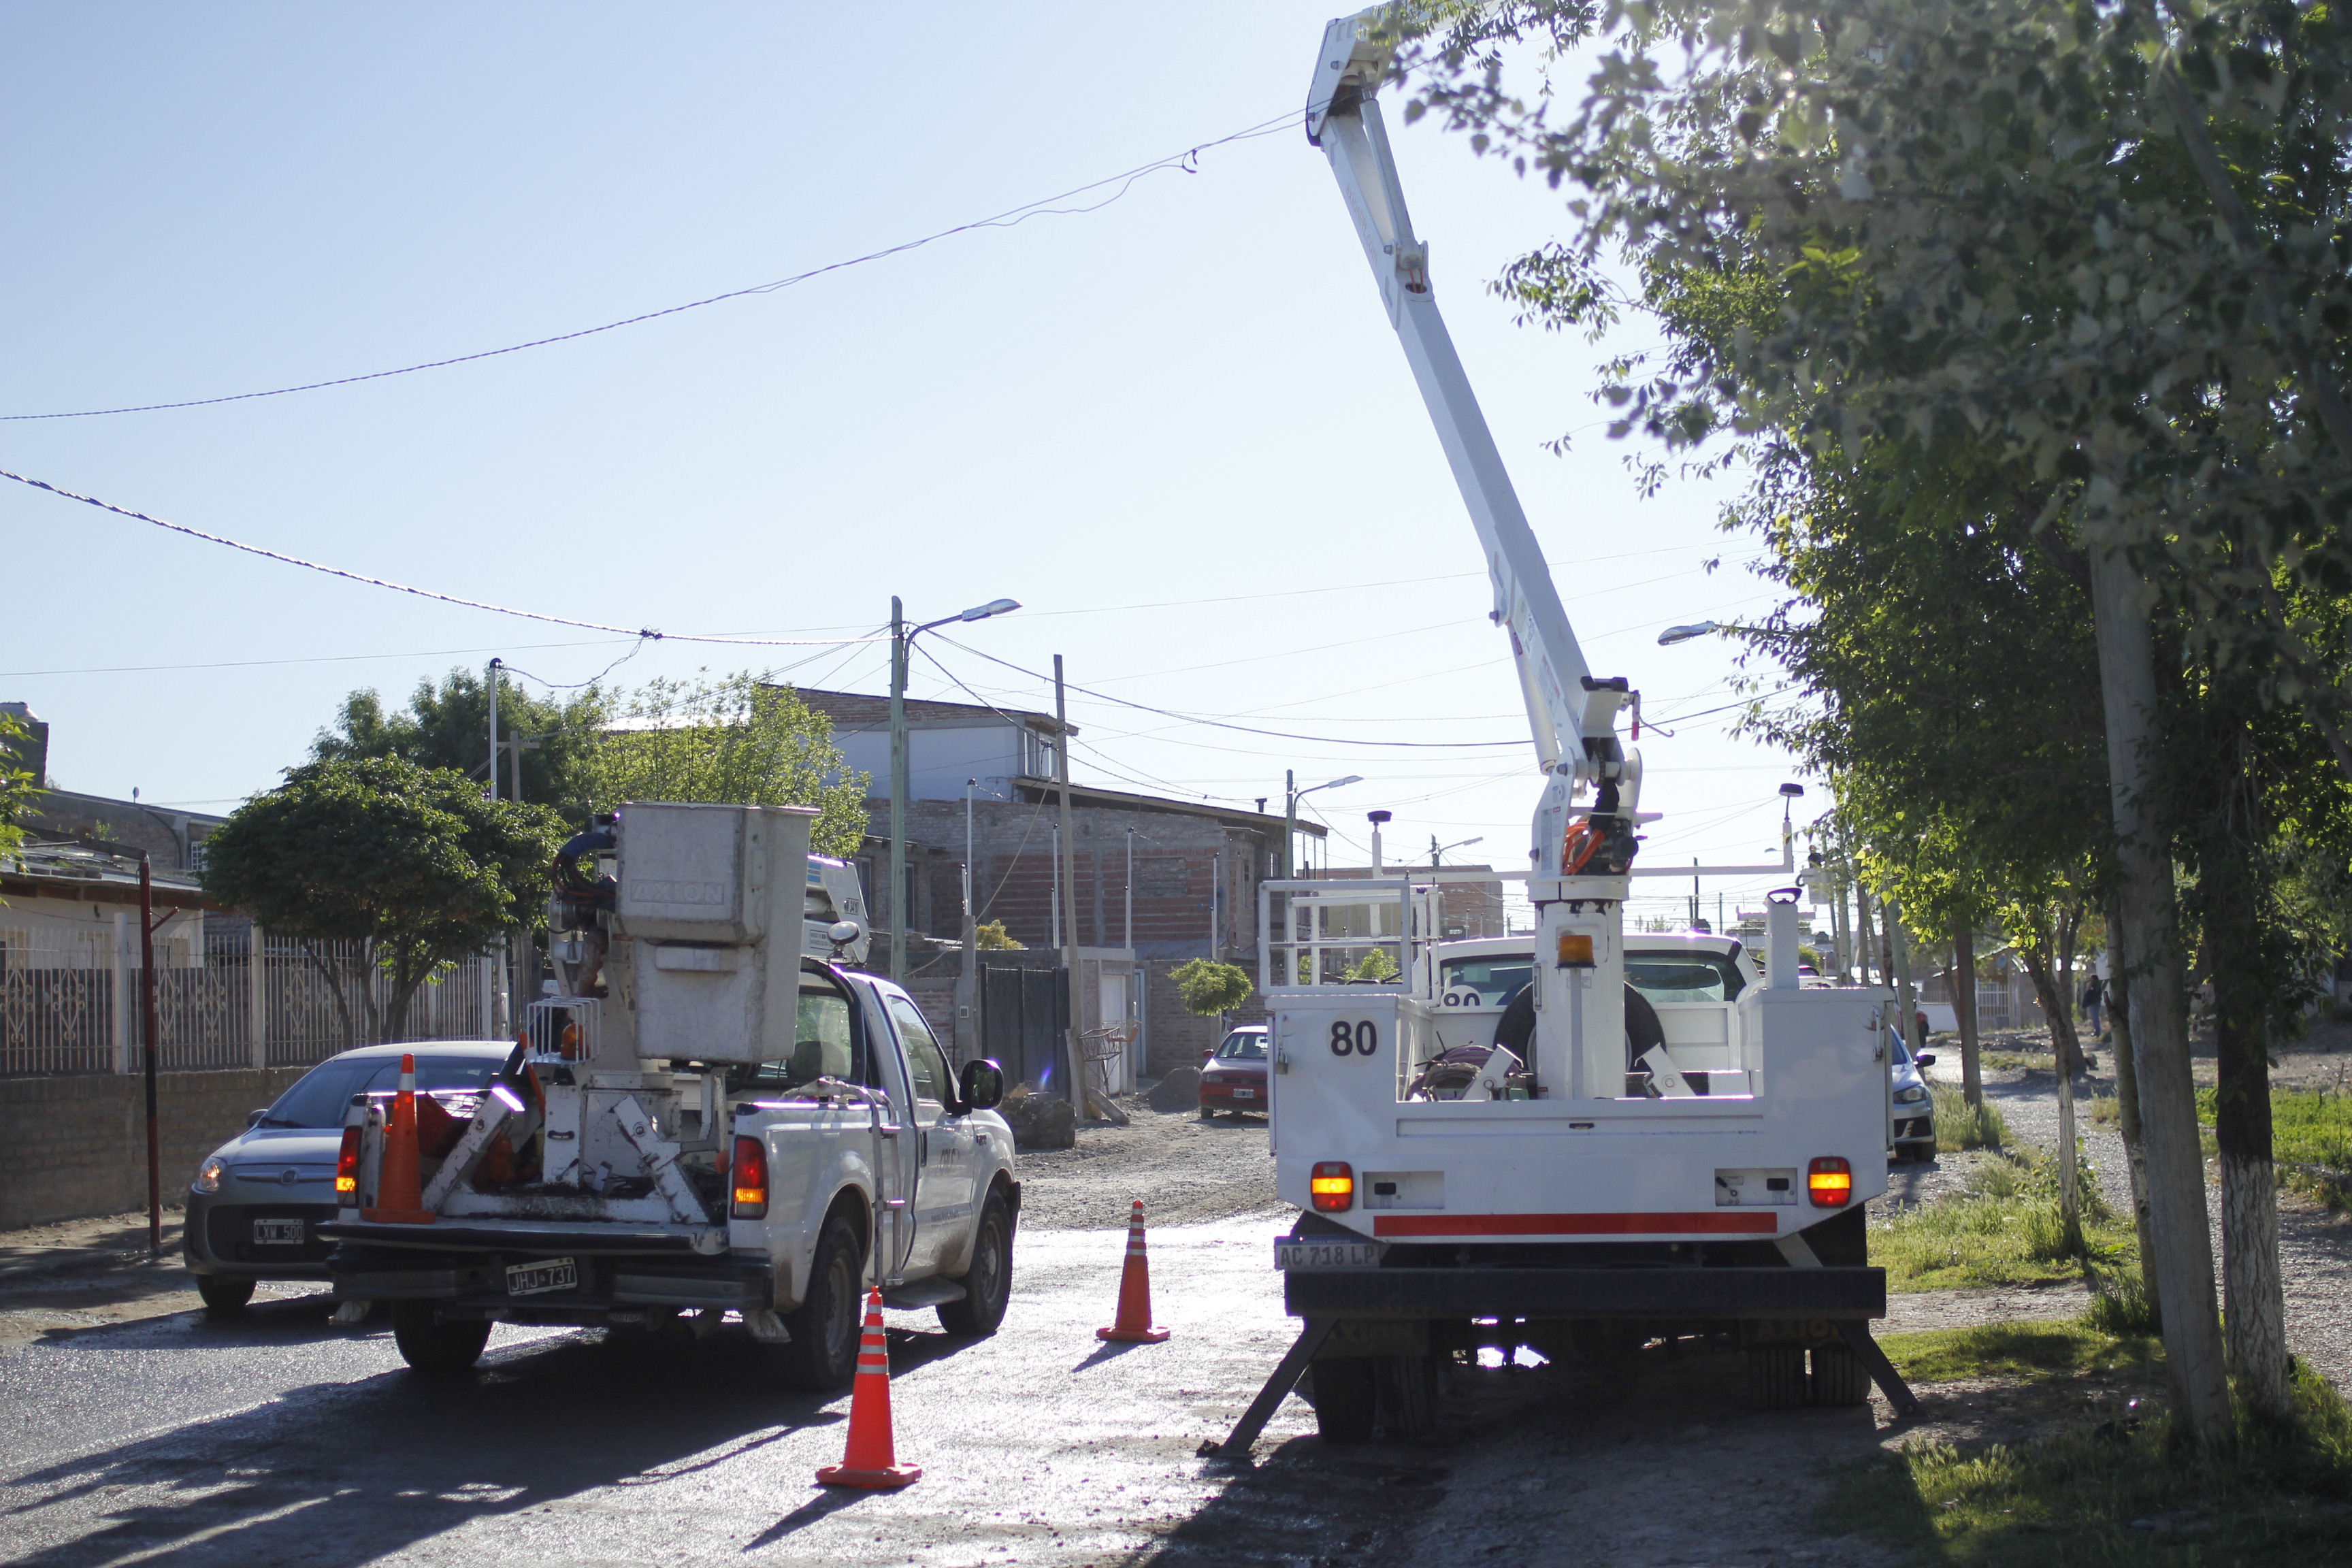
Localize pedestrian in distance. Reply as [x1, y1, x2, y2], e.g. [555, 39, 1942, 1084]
[2081, 974, 2105, 1040]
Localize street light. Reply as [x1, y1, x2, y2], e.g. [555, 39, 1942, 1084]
[890, 595, 1022, 980]
[1281, 772, 1362, 879]
[1429, 834, 1484, 867]
[1656, 621, 1725, 646]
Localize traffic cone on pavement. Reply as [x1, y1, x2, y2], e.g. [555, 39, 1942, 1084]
[1097, 1199, 1171, 1343]
[816, 1289, 922, 1489]
[362, 1052, 436, 1225]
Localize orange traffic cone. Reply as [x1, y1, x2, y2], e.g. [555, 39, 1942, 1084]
[1097, 1199, 1171, 1343]
[816, 1289, 922, 1489]
[363, 1053, 437, 1225]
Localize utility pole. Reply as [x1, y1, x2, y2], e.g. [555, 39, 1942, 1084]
[958, 778, 978, 1060]
[889, 597, 909, 982]
[140, 856, 162, 1261]
[1281, 768, 1296, 881]
[1053, 656, 1090, 1117]
[1124, 826, 1135, 954]
[487, 658, 511, 1036]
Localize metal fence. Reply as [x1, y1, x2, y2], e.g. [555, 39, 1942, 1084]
[0, 927, 500, 1078]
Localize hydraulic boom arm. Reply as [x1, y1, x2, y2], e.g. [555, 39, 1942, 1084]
[1306, 12, 1632, 803]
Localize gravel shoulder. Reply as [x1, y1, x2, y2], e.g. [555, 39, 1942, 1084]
[1017, 1096, 1277, 1231]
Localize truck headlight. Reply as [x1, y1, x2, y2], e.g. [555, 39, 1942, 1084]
[1893, 1085, 1928, 1105]
[193, 1156, 226, 1194]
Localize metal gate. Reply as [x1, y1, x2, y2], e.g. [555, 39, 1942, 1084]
[978, 964, 1069, 1098]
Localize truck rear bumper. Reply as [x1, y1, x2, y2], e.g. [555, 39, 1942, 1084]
[1283, 1264, 1884, 1321]
[316, 1218, 710, 1254]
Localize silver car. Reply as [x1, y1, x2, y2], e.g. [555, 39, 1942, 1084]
[182, 1041, 512, 1313]
[1890, 1034, 1938, 1162]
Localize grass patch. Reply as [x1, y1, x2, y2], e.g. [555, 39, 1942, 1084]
[2194, 1086, 2352, 1206]
[1877, 1319, 2162, 1385]
[1936, 1083, 2012, 1152]
[1876, 1146, 2136, 1292]
[1816, 1362, 2352, 1566]
[2088, 1094, 2119, 1127]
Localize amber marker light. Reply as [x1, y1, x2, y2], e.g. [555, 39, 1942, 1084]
[1310, 1161, 1356, 1212]
[1808, 1156, 1853, 1207]
[1556, 932, 1595, 968]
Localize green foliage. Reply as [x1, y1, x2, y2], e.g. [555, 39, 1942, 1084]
[1874, 1145, 2131, 1292]
[1933, 1083, 2010, 1153]
[1816, 1360, 2352, 1567]
[1877, 1320, 2160, 1386]
[1797, 943, 1821, 971]
[203, 757, 564, 1044]
[2085, 1269, 2164, 1337]
[0, 710, 37, 861]
[1169, 958, 1252, 1018]
[1344, 947, 1401, 982]
[2197, 1085, 2352, 1205]
[973, 919, 1024, 951]
[315, 667, 604, 818]
[588, 675, 867, 857]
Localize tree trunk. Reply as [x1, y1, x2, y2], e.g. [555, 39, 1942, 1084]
[1856, 885, 1878, 988]
[2215, 1007, 2291, 1420]
[2105, 930, 2158, 1296]
[2019, 942, 2084, 1252]
[302, 941, 359, 1050]
[1953, 921, 1984, 1107]
[2088, 540, 2232, 1442]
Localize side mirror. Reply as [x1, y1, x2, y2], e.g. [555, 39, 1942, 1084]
[246, 1109, 267, 1129]
[959, 1058, 1007, 1112]
[1914, 1052, 1938, 1068]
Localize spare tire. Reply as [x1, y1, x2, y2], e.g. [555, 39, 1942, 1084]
[1491, 982, 1665, 1073]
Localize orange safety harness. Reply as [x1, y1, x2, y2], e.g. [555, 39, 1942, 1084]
[1561, 819, 1605, 875]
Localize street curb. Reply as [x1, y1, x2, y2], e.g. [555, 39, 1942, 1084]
[0, 1247, 183, 1284]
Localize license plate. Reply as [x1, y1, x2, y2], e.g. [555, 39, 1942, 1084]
[250, 1218, 304, 1245]
[1274, 1237, 1386, 1271]
[506, 1258, 578, 1296]
[1231, 1087, 1258, 1099]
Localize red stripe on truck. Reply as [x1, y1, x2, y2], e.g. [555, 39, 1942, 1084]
[1371, 1211, 1778, 1237]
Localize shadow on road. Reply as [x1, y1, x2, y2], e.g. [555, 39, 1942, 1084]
[2, 1322, 981, 1568]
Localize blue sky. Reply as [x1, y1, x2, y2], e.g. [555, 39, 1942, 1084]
[3, 1, 1811, 922]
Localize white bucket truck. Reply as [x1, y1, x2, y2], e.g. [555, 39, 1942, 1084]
[1209, 13, 1916, 1452]
[324, 802, 1019, 1387]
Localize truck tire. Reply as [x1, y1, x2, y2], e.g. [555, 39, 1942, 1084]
[1746, 1344, 1808, 1410]
[938, 1187, 1014, 1337]
[391, 1301, 492, 1375]
[1307, 1358, 1375, 1443]
[1810, 1342, 1872, 1407]
[196, 1275, 255, 1316]
[1373, 1354, 1439, 1439]
[770, 1213, 864, 1392]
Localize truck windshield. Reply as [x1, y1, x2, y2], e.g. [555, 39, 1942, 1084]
[263, 1054, 500, 1128]
[728, 983, 867, 1094]
[1436, 957, 1533, 1007]
[1624, 952, 1746, 1002]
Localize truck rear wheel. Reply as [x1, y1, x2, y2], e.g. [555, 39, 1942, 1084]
[938, 1188, 1013, 1337]
[1746, 1344, 1809, 1410]
[1307, 1358, 1375, 1443]
[770, 1213, 864, 1392]
[1373, 1354, 1439, 1439]
[390, 1302, 492, 1375]
[1810, 1342, 1872, 1406]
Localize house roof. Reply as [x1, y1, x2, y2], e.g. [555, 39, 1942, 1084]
[787, 687, 1070, 736]
[1010, 777, 1322, 838]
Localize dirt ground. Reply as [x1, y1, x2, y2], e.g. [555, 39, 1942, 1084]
[1017, 1096, 1277, 1230]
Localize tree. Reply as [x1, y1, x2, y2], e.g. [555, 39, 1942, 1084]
[203, 758, 564, 1045]
[1394, 0, 2352, 1439]
[0, 710, 38, 862]
[587, 675, 868, 857]
[315, 666, 604, 819]
[975, 920, 1024, 951]
[1169, 958, 1253, 1019]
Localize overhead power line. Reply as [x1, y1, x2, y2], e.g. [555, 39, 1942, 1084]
[1, 111, 1302, 423]
[0, 464, 883, 649]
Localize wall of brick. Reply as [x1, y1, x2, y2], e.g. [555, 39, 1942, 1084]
[0, 1067, 310, 1229]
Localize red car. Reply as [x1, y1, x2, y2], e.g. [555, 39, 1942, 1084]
[1198, 1026, 1271, 1118]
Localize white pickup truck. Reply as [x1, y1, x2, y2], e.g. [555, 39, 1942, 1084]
[322, 802, 1020, 1389]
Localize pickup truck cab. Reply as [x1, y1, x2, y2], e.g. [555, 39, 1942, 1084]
[323, 955, 1019, 1388]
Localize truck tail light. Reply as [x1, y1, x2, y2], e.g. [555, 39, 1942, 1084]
[732, 1135, 768, 1218]
[1808, 1156, 1852, 1208]
[1310, 1161, 1354, 1212]
[336, 1126, 361, 1199]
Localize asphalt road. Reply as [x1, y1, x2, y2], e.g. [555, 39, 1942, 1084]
[0, 1218, 1467, 1568]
